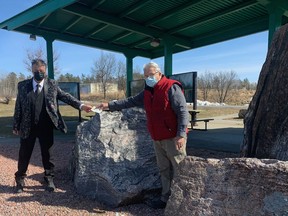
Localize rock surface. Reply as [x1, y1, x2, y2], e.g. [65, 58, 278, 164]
[70, 108, 161, 207]
[241, 23, 288, 160]
[238, 109, 247, 119]
[165, 156, 288, 216]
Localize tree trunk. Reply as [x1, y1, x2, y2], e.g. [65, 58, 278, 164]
[241, 23, 288, 160]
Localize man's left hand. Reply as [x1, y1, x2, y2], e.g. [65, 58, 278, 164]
[174, 136, 185, 150]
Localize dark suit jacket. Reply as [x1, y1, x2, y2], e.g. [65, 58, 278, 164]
[13, 78, 82, 139]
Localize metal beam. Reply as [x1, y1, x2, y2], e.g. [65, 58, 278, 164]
[128, 38, 150, 48]
[257, 0, 288, 44]
[0, 0, 77, 30]
[191, 16, 269, 49]
[125, 54, 134, 97]
[83, 23, 108, 38]
[91, 0, 107, 10]
[145, 0, 204, 26]
[37, 13, 51, 27]
[62, 3, 192, 49]
[257, 0, 288, 12]
[119, 0, 152, 17]
[164, 40, 174, 77]
[149, 15, 269, 58]
[44, 36, 55, 79]
[106, 31, 133, 43]
[16, 25, 152, 58]
[61, 16, 83, 33]
[168, 0, 257, 34]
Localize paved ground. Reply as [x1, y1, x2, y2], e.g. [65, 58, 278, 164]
[0, 113, 244, 153]
[187, 114, 243, 153]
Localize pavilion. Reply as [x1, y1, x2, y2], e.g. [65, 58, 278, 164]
[0, 0, 287, 96]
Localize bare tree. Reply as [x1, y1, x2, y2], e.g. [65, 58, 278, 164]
[0, 72, 18, 98]
[198, 71, 213, 101]
[133, 65, 144, 80]
[212, 71, 238, 103]
[57, 73, 80, 82]
[18, 73, 26, 82]
[91, 52, 116, 99]
[23, 46, 61, 76]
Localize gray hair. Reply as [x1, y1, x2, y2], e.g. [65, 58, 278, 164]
[143, 62, 161, 73]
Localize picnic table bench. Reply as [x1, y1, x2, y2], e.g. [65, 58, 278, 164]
[188, 110, 214, 131]
[190, 118, 214, 131]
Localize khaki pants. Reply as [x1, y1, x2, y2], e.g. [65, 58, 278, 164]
[153, 138, 187, 202]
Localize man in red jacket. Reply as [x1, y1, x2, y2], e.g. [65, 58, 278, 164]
[98, 62, 189, 209]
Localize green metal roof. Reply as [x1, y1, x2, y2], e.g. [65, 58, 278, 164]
[1, 0, 288, 59]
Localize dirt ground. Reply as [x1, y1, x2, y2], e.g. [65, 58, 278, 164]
[0, 135, 237, 216]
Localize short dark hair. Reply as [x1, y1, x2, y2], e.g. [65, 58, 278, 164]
[31, 59, 46, 67]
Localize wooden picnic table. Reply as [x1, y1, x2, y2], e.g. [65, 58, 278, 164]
[188, 109, 214, 131]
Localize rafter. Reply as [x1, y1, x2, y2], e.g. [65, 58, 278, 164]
[168, 0, 257, 34]
[37, 13, 51, 27]
[145, 0, 204, 26]
[63, 3, 192, 49]
[61, 16, 82, 33]
[127, 38, 150, 48]
[119, 0, 152, 18]
[1, 0, 76, 30]
[83, 23, 108, 38]
[91, 0, 106, 10]
[106, 31, 133, 43]
[191, 16, 268, 48]
[17, 25, 152, 58]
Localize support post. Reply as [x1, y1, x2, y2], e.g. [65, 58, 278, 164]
[125, 54, 134, 97]
[44, 36, 55, 79]
[163, 40, 174, 77]
[260, 0, 285, 46]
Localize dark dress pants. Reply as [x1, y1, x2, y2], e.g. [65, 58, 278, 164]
[15, 123, 54, 178]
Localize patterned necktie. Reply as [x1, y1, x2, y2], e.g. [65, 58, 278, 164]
[36, 84, 41, 95]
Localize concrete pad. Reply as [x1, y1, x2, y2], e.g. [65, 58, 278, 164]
[187, 114, 243, 153]
[0, 115, 244, 154]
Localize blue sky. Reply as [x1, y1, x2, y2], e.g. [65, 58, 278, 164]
[0, 0, 269, 83]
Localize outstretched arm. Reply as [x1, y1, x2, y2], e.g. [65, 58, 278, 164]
[97, 90, 144, 111]
[57, 86, 92, 112]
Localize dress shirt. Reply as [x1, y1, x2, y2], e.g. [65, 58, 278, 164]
[33, 79, 44, 93]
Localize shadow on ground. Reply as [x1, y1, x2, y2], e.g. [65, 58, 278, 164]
[187, 127, 243, 153]
[0, 116, 243, 215]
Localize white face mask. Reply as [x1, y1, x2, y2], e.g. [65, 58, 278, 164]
[145, 76, 159, 87]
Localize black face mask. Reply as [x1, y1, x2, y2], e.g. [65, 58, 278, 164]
[33, 71, 45, 82]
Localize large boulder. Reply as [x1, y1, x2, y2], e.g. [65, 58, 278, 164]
[241, 23, 288, 160]
[70, 108, 161, 207]
[165, 156, 288, 216]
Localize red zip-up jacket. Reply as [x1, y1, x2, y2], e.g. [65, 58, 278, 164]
[144, 76, 181, 140]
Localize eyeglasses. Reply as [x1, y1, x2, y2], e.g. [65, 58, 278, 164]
[144, 71, 159, 79]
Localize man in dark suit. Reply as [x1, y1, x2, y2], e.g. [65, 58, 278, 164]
[13, 59, 92, 193]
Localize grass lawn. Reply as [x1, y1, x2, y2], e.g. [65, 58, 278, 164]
[195, 106, 244, 118]
[0, 100, 244, 138]
[0, 101, 92, 138]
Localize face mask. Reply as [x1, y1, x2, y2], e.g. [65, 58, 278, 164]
[145, 76, 159, 88]
[33, 71, 45, 82]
